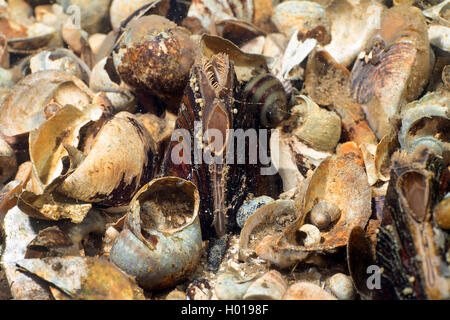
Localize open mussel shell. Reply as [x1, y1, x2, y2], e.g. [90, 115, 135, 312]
[250, 153, 371, 268]
[19, 106, 155, 222]
[57, 112, 156, 206]
[200, 34, 269, 82]
[375, 148, 450, 299]
[238, 200, 298, 263]
[350, 5, 432, 139]
[398, 90, 450, 161]
[0, 70, 94, 143]
[298, 154, 371, 249]
[110, 177, 202, 290]
[6, 26, 57, 54]
[16, 256, 144, 300]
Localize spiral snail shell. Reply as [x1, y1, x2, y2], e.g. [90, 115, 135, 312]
[242, 73, 288, 128]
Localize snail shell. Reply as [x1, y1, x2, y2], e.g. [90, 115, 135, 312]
[309, 200, 341, 230]
[110, 177, 202, 290]
[242, 73, 288, 128]
[298, 224, 321, 248]
[113, 15, 197, 108]
[434, 197, 450, 230]
[325, 273, 355, 300]
[290, 95, 342, 152]
[398, 90, 450, 161]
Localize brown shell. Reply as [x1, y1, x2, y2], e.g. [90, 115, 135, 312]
[113, 15, 197, 108]
[295, 153, 372, 249]
[375, 149, 450, 299]
[350, 5, 432, 139]
[58, 112, 156, 206]
[243, 154, 372, 268]
[18, 107, 155, 223]
[16, 256, 144, 300]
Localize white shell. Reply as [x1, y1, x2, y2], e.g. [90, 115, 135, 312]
[325, 273, 355, 300]
[0, 206, 52, 299]
[324, 0, 384, 67]
[89, 57, 136, 113]
[280, 31, 317, 81]
[299, 224, 321, 248]
[428, 24, 450, 53]
[272, 1, 331, 38]
[215, 273, 253, 300]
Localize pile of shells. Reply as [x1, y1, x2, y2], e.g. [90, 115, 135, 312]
[0, 0, 449, 300]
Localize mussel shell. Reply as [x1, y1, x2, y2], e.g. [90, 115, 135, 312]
[375, 149, 449, 299]
[347, 226, 375, 299]
[350, 5, 432, 139]
[0, 70, 93, 139]
[161, 53, 259, 238]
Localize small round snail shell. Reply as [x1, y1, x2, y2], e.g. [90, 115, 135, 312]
[242, 73, 288, 128]
[298, 224, 321, 247]
[113, 15, 197, 107]
[236, 196, 274, 229]
[434, 197, 450, 230]
[309, 200, 342, 230]
[325, 273, 355, 300]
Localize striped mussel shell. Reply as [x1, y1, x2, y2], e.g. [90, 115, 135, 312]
[161, 53, 258, 238]
[242, 73, 288, 128]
